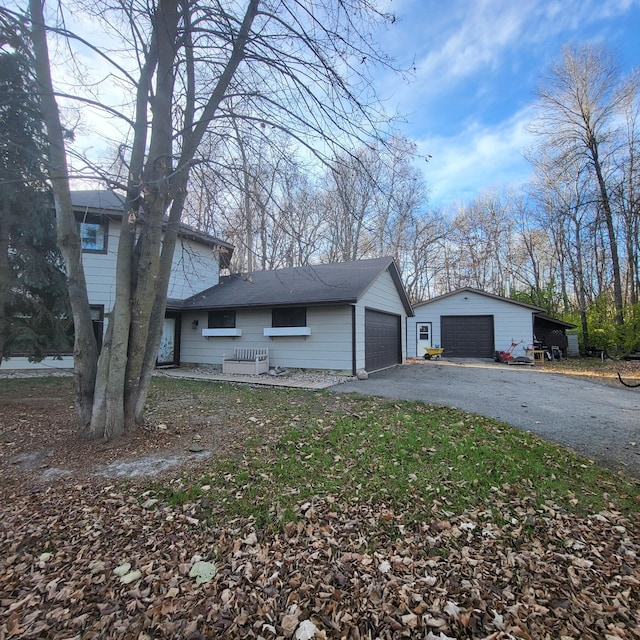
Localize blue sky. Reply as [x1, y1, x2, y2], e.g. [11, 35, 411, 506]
[374, 0, 640, 209]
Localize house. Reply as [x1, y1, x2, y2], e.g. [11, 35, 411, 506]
[75, 190, 236, 367]
[1, 190, 233, 370]
[177, 257, 414, 375]
[407, 287, 575, 360]
[2, 190, 413, 374]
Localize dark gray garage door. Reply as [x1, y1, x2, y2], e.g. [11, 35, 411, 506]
[365, 309, 401, 371]
[441, 315, 494, 358]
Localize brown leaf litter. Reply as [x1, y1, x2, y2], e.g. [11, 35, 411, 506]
[1, 485, 638, 639]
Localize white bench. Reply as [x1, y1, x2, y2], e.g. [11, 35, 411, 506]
[222, 348, 269, 375]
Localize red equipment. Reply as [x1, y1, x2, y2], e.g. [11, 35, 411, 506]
[494, 340, 532, 365]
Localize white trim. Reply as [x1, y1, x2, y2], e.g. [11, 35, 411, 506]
[263, 327, 311, 337]
[202, 328, 242, 337]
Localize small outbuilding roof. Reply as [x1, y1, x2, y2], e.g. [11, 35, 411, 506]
[534, 313, 577, 329]
[180, 257, 414, 315]
[414, 287, 545, 312]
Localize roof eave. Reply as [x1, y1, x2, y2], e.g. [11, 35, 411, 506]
[534, 313, 577, 329]
[183, 297, 360, 311]
[414, 287, 544, 312]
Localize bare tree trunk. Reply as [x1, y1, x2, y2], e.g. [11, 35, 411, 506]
[134, 191, 184, 422]
[29, 0, 98, 427]
[589, 140, 624, 324]
[127, 0, 260, 430]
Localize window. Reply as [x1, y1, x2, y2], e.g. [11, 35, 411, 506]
[418, 323, 431, 341]
[90, 306, 104, 350]
[208, 310, 236, 328]
[80, 221, 108, 252]
[272, 307, 306, 328]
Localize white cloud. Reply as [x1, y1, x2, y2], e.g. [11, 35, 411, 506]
[414, 0, 532, 84]
[375, 0, 640, 208]
[382, 0, 639, 108]
[417, 107, 536, 208]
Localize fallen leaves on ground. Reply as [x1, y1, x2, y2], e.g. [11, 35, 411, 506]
[2, 375, 639, 638]
[1, 483, 638, 639]
[544, 359, 640, 388]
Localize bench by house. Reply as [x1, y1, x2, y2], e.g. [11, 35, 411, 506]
[222, 348, 269, 375]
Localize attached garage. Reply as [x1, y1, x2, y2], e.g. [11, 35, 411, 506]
[179, 256, 414, 375]
[441, 315, 494, 358]
[365, 309, 402, 371]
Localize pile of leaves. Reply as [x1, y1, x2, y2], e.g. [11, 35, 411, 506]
[2, 482, 639, 639]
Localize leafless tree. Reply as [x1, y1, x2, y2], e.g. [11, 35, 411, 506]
[401, 210, 447, 303]
[319, 147, 379, 262]
[438, 192, 515, 294]
[27, 0, 401, 440]
[532, 44, 636, 325]
[529, 150, 595, 343]
[616, 80, 640, 305]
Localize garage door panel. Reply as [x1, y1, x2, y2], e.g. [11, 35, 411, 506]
[441, 315, 494, 358]
[365, 310, 401, 371]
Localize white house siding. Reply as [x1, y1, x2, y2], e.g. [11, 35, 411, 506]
[180, 305, 354, 372]
[82, 223, 221, 310]
[81, 223, 121, 309]
[355, 269, 408, 371]
[2, 224, 222, 371]
[167, 241, 221, 299]
[407, 291, 534, 359]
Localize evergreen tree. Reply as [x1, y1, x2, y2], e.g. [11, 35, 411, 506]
[0, 23, 71, 363]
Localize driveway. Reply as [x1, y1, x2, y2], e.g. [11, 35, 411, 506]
[331, 360, 640, 478]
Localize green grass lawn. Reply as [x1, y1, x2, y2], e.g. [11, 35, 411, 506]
[148, 379, 639, 530]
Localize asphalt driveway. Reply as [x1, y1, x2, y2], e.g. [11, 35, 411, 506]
[331, 360, 640, 478]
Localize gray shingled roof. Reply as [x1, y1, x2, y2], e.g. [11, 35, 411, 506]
[414, 287, 545, 312]
[181, 257, 414, 315]
[70, 190, 234, 266]
[70, 189, 126, 211]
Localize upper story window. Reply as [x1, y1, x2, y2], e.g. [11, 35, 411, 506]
[80, 219, 108, 253]
[208, 310, 236, 328]
[272, 307, 306, 328]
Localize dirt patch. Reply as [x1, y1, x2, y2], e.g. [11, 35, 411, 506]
[0, 376, 303, 497]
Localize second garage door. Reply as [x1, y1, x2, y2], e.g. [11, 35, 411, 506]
[365, 309, 401, 371]
[441, 315, 494, 358]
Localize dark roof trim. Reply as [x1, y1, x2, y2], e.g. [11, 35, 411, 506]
[414, 287, 545, 312]
[534, 313, 577, 329]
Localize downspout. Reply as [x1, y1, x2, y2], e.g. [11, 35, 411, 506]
[351, 305, 357, 377]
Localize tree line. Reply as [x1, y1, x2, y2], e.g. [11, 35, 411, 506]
[183, 44, 639, 354]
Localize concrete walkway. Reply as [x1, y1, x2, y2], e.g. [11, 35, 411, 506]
[155, 368, 340, 390]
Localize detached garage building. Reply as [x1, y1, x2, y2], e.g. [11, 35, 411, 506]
[407, 288, 573, 360]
